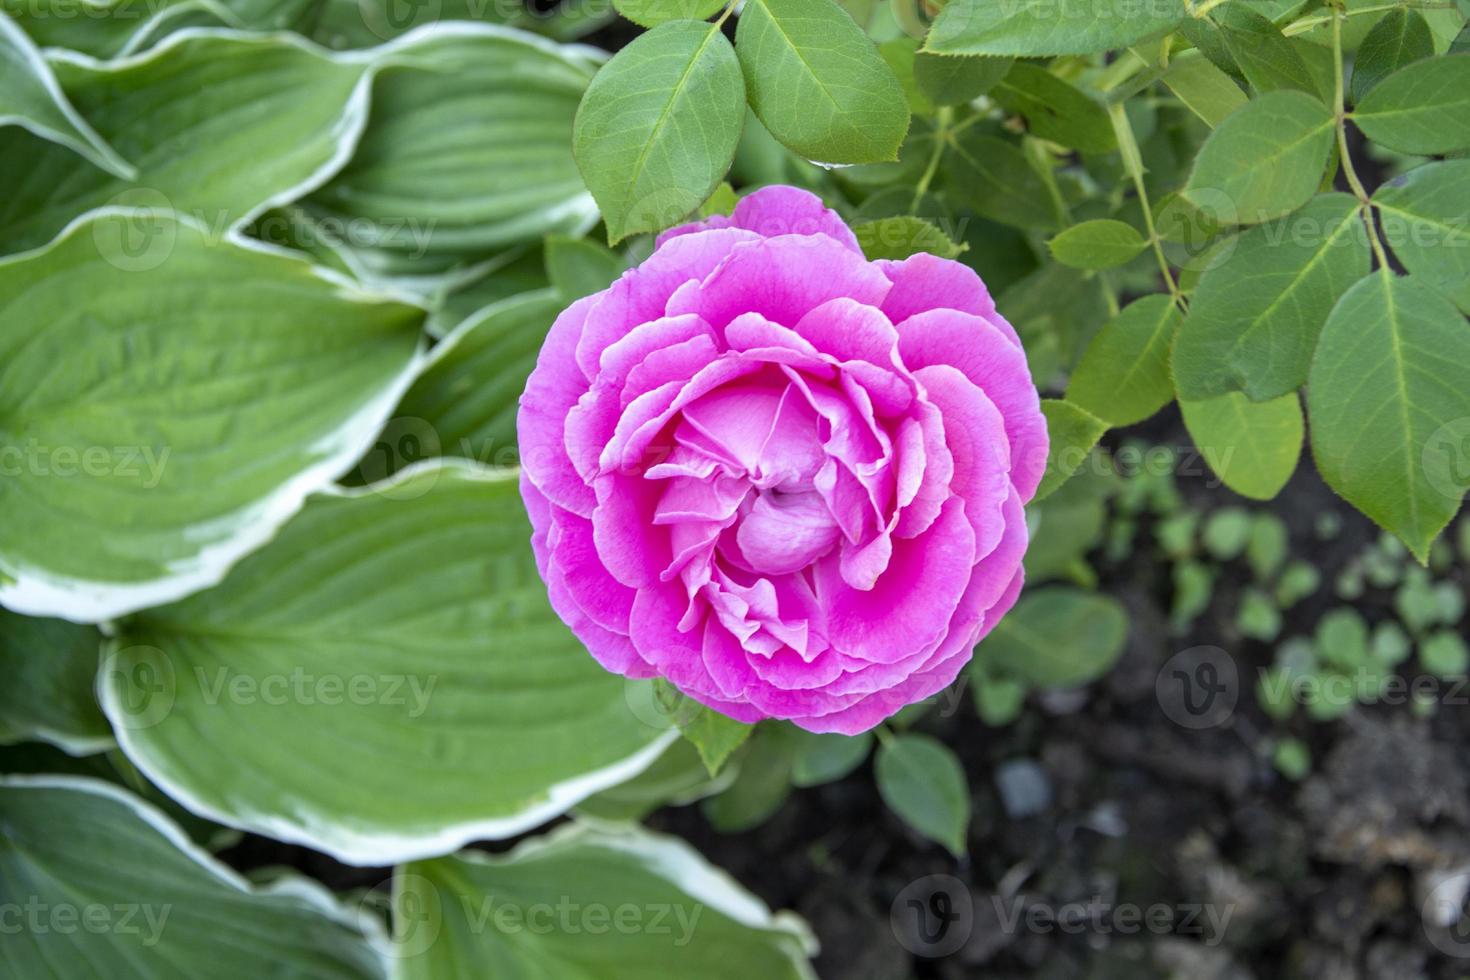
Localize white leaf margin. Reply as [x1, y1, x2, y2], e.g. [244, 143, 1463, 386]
[97, 458, 681, 867]
[0, 773, 395, 975]
[393, 818, 820, 979]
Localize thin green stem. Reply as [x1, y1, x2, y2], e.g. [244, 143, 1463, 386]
[910, 107, 952, 213]
[1286, 1, 1455, 35]
[1109, 102, 1183, 306]
[1330, 0, 1392, 270]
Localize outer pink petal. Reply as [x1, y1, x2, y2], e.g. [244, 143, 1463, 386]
[878, 252, 1019, 346]
[518, 294, 599, 517]
[913, 363, 1011, 557]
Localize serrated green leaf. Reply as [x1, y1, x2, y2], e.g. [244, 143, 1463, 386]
[654, 680, 753, 776]
[1352, 8, 1435, 103]
[1067, 294, 1180, 426]
[1173, 193, 1371, 401]
[1048, 218, 1147, 270]
[308, 28, 601, 268]
[941, 130, 1057, 230]
[398, 822, 817, 978]
[545, 234, 626, 302]
[736, 0, 909, 164]
[1217, 5, 1325, 98]
[0, 776, 387, 978]
[0, 32, 366, 256]
[385, 290, 563, 473]
[924, 0, 1184, 56]
[991, 62, 1115, 153]
[789, 729, 872, 787]
[102, 463, 674, 864]
[1181, 390, 1303, 500]
[976, 586, 1127, 688]
[1373, 160, 1470, 313]
[1161, 53, 1249, 128]
[1034, 399, 1109, 502]
[0, 610, 109, 754]
[913, 52, 1011, 105]
[614, 0, 725, 27]
[1353, 54, 1470, 154]
[875, 733, 969, 856]
[1307, 273, 1470, 561]
[853, 215, 964, 260]
[574, 21, 744, 243]
[1182, 90, 1335, 225]
[0, 211, 423, 622]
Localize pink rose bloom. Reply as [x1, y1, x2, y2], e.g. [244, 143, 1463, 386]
[517, 186, 1046, 735]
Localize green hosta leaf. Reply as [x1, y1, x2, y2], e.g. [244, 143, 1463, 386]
[423, 246, 550, 339]
[853, 215, 965, 260]
[0, 775, 387, 979]
[1048, 219, 1147, 270]
[1162, 53, 1248, 128]
[396, 822, 817, 978]
[1307, 274, 1470, 561]
[924, 0, 1184, 56]
[1067, 294, 1181, 426]
[1181, 390, 1303, 500]
[1217, 6, 1324, 98]
[913, 52, 1011, 105]
[976, 586, 1127, 688]
[1353, 54, 1470, 154]
[736, 0, 909, 164]
[789, 729, 872, 787]
[874, 733, 969, 856]
[385, 290, 562, 473]
[306, 27, 600, 271]
[614, 0, 725, 27]
[312, 0, 534, 48]
[0, 610, 109, 754]
[941, 131, 1057, 230]
[1173, 193, 1371, 401]
[101, 463, 675, 865]
[0, 32, 367, 256]
[1373, 161, 1470, 313]
[1352, 8, 1435, 103]
[3, 0, 321, 58]
[1034, 399, 1109, 502]
[0, 210, 423, 622]
[574, 21, 745, 244]
[545, 234, 626, 302]
[1182, 90, 1335, 225]
[0, 10, 134, 179]
[991, 62, 1115, 153]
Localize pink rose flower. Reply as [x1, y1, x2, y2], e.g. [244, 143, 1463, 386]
[517, 186, 1047, 735]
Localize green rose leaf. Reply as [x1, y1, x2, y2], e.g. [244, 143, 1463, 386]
[976, 586, 1128, 689]
[1217, 6, 1325, 99]
[789, 729, 872, 787]
[1353, 54, 1470, 155]
[991, 62, 1115, 153]
[853, 215, 965, 260]
[308, 27, 601, 269]
[1034, 399, 1109, 502]
[1182, 89, 1335, 225]
[1162, 53, 1249, 128]
[0, 610, 110, 754]
[0, 775, 387, 979]
[1048, 218, 1147, 270]
[736, 0, 909, 164]
[0, 32, 367, 256]
[1067, 294, 1181, 427]
[575, 20, 745, 244]
[396, 822, 817, 978]
[1181, 390, 1303, 500]
[1173, 193, 1371, 401]
[102, 463, 675, 865]
[0, 210, 423, 622]
[913, 52, 1012, 105]
[614, 0, 725, 27]
[941, 130, 1057, 230]
[1373, 160, 1470, 313]
[874, 733, 969, 856]
[1307, 273, 1470, 561]
[545, 234, 627, 302]
[654, 680, 754, 776]
[1352, 8, 1435, 103]
[923, 0, 1184, 56]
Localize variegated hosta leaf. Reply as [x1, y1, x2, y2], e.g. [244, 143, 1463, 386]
[0, 210, 424, 621]
[0, 0, 323, 58]
[394, 821, 817, 978]
[0, 9, 133, 178]
[303, 25, 601, 280]
[0, 29, 370, 256]
[0, 609, 110, 754]
[0, 775, 388, 980]
[102, 462, 676, 866]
